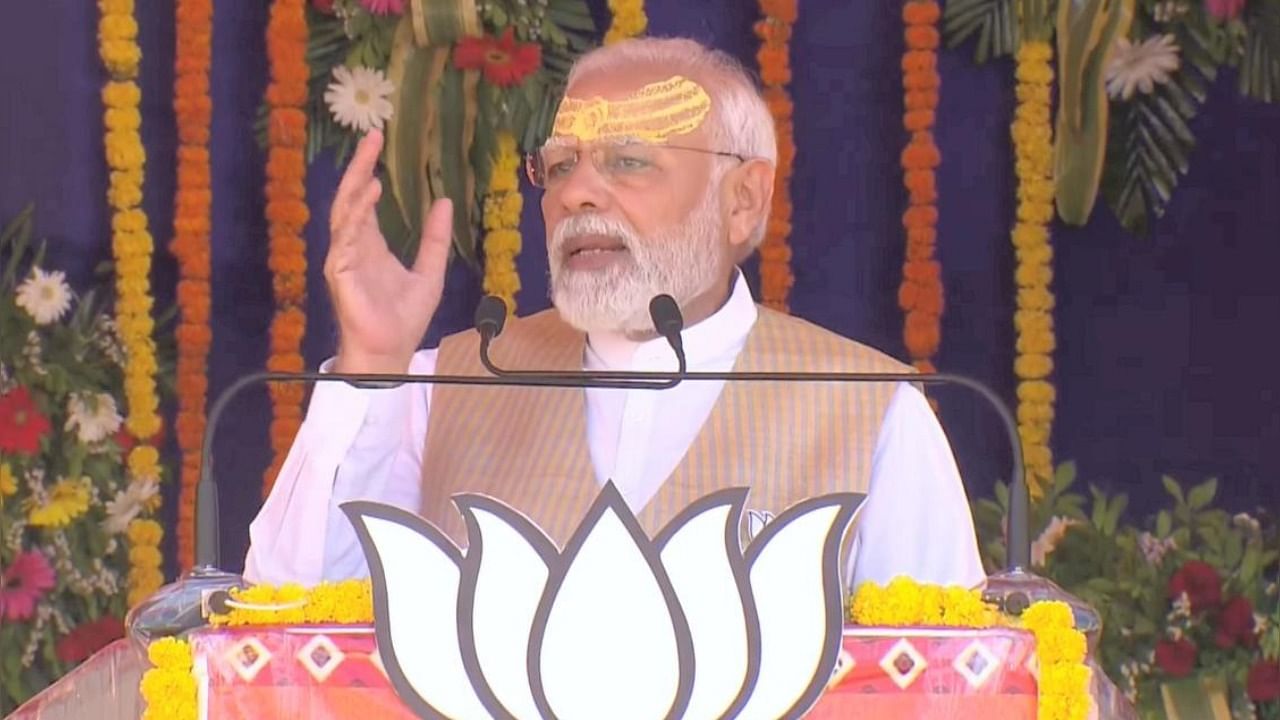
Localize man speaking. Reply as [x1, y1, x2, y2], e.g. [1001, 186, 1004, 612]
[244, 36, 985, 594]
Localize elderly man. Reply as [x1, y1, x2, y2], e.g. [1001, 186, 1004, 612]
[244, 36, 984, 593]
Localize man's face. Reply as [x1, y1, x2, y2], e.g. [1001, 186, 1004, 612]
[537, 70, 732, 335]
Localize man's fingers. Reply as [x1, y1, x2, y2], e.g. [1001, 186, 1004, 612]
[412, 198, 453, 278]
[327, 179, 383, 272]
[331, 130, 384, 223]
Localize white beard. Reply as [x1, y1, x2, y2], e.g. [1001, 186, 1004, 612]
[547, 188, 726, 335]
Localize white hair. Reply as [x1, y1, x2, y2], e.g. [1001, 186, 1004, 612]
[565, 36, 777, 248]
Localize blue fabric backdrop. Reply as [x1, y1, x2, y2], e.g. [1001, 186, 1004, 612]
[2, 0, 1278, 573]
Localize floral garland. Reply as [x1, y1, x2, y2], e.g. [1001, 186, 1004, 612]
[898, 0, 943, 375]
[208, 578, 373, 626]
[849, 577, 1090, 720]
[170, 0, 213, 571]
[262, 0, 311, 497]
[754, 0, 796, 312]
[1011, 40, 1057, 500]
[98, 0, 166, 607]
[140, 637, 196, 719]
[604, 0, 647, 45]
[481, 132, 522, 311]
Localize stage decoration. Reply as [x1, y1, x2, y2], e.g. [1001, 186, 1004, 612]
[481, 132, 522, 311]
[604, 0, 647, 44]
[139, 637, 196, 719]
[282, 0, 595, 269]
[0, 204, 169, 710]
[848, 577, 1092, 720]
[262, 0, 311, 498]
[97, 0, 168, 609]
[210, 578, 375, 627]
[170, 0, 214, 572]
[754, 0, 796, 312]
[943, 0, 1280, 235]
[974, 462, 1280, 717]
[898, 0, 943, 375]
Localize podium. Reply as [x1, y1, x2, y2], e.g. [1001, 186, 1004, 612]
[11, 622, 1137, 719]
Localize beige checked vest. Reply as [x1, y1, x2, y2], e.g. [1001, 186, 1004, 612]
[418, 305, 911, 549]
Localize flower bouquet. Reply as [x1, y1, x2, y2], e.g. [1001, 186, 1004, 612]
[973, 461, 1280, 719]
[268, 0, 597, 267]
[0, 205, 172, 713]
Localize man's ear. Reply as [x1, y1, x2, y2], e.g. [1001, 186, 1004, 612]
[723, 158, 775, 257]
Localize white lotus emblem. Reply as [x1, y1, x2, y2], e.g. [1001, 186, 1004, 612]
[342, 483, 862, 720]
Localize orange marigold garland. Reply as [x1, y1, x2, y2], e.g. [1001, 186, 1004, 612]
[262, 0, 310, 497]
[170, 0, 213, 571]
[898, 0, 943, 375]
[755, 0, 797, 312]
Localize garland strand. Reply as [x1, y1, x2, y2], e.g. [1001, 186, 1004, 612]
[849, 577, 1091, 720]
[604, 0, 647, 44]
[481, 132, 522, 312]
[262, 0, 311, 497]
[97, 0, 166, 607]
[755, 0, 797, 312]
[170, 0, 214, 572]
[898, 1, 944, 375]
[140, 637, 196, 719]
[1011, 41, 1058, 500]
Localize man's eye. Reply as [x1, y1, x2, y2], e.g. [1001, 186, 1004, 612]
[609, 153, 651, 172]
[546, 158, 576, 177]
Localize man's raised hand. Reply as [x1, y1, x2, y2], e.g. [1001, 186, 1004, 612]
[325, 129, 453, 374]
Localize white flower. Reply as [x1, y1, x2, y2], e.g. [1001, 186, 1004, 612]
[15, 267, 73, 325]
[65, 392, 123, 444]
[344, 485, 861, 720]
[1031, 515, 1078, 566]
[102, 478, 159, 535]
[1171, 591, 1193, 620]
[1106, 35, 1181, 100]
[324, 65, 395, 132]
[1138, 531, 1176, 566]
[1232, 513, 1261, 535]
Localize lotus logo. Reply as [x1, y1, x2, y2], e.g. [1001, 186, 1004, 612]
[342, 483, 862, 720]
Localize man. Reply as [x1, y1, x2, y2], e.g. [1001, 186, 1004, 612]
[244, 36, 985, 593]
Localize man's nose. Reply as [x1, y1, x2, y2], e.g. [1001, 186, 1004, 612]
[554, 154, 614, 212]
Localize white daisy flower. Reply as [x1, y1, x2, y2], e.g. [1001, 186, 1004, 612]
[323, 65, 395, 133]
[1106, 35, 1181, 100]
[102, 478, 159, 535]
[65, 392, 123, 445]
[15, 267, 73, 325]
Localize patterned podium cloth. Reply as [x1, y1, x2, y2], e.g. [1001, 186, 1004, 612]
[189, 625, 1043, 719]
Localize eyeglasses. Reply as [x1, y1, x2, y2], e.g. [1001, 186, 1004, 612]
[525, 142, 747, 189]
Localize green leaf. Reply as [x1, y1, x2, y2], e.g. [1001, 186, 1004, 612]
[1239, 0, 1280, 102]
[1188, 478, 1218, 510]
[1161, 475, 1186, 505]
[944, 0, 1020, 64]
[1157, 510, 1172, 538]
[547, 7, 597, 32]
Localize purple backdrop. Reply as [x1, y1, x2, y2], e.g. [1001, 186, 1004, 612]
[2, 0, 1277, 573]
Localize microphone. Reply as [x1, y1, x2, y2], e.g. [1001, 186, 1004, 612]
[476, 294, 687, 389]
[473, 296, 1031, 573]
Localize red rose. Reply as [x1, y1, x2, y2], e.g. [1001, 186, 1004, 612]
[55, 616, 124, 664]
[0, 386, 51, 455]
[1247, 660, 1280, 703]
[312, 0, 335, 12]
[1205, 0, 1246, 22]
[1214, 595, 1256, 649]
[1168, 560, 1222, 613]
[1154, 638, 1198, 678]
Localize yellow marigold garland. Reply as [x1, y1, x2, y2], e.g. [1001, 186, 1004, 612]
[262, 0, 311, 497]
[171, 0, 214, 572]
[98, 0, 166, 607]
[1011, 41, 1058, 500]
[604, 0, 647, 44]
[209, 578, 374, 626]
[127, 518, 165, 607]
[755, 0, 797, 312]
[482, 132, 522, 311]
[140, 637, 197, 720]
[849, 577, 1090, 720]
[899, 0, 944, 375]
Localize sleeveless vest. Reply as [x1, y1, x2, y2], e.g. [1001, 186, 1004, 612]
[418, 306, 911, 550]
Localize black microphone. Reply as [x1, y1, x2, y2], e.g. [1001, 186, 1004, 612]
[475, 294, 688, 389]
[474, 303, 1031, 573]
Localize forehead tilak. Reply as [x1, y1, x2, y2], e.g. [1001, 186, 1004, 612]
[550, 75, 712, 144]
